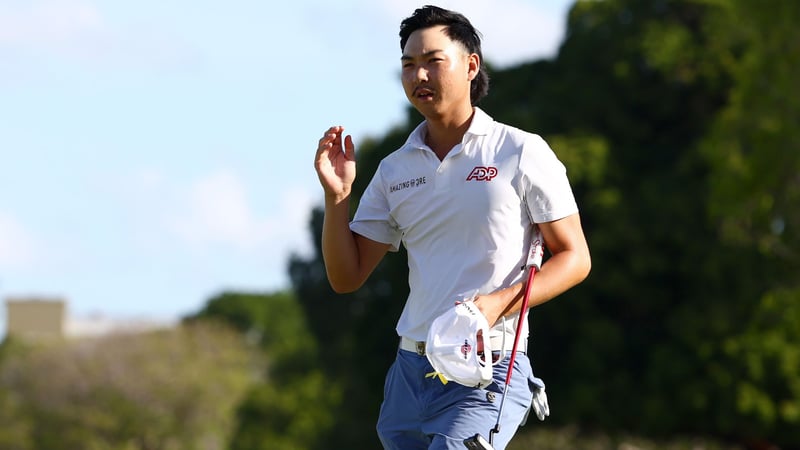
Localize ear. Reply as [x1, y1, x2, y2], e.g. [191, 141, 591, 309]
[467, 53, 480, 81]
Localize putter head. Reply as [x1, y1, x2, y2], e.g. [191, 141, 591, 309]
[463, 434, 494, 450]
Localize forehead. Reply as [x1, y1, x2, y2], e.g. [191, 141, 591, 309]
[402, 25, 465, 57]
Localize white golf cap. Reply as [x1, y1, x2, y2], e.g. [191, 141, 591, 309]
[425, 301, 494, 389]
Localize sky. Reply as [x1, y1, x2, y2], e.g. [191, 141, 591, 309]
[0, 0, 574, 333]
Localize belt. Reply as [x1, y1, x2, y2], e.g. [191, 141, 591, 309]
[399, 335, 526, 357]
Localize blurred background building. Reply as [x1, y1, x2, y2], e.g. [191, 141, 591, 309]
[3, 297, 174, 341]
[4, 297, 65, 340]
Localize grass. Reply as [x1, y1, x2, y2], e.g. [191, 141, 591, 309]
[507, 425, 745, 450]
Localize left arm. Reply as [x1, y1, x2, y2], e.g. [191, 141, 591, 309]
[473, 213, 591, 326]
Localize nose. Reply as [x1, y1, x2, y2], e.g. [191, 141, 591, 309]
[413, 66, 428, 83]
[417, 67, 428, 81]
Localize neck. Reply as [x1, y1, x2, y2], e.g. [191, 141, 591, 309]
[424, 105, 475, 160]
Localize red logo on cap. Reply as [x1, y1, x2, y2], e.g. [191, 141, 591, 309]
[461, 340, 471, 359]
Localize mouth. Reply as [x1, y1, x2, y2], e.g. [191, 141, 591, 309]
[413, 87, 435, 101]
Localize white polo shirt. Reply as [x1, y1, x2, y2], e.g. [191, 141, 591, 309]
[350, 108, 578, 343]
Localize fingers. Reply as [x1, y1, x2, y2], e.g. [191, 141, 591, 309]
[317, 126, 354, 158]
[317, 126, 342, 153]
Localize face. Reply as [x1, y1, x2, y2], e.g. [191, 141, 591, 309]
[401, 25, 479, 119]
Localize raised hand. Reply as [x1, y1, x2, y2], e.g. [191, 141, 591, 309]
[315, 126, 356, 200]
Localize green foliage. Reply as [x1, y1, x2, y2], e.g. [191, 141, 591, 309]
[230, 371, 341, 450]
[547, 135, 610, 187]
[509, 425, 744, 450]
[186, 291, 317, 377]
[700, 0, 800, 260]
[723, 288, 800, 442]
[189, 291, 342, 450]
[0, 322, 256, 450]
[0, 338, 35, 449]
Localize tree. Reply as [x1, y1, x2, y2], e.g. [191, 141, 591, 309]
[0, 322, 255, 450]
[187, 291, 341, 450]
[0, 338, 34, 450]
[696, 1, 800, 444]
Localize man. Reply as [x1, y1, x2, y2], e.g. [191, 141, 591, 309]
[313, 5, 591, 450]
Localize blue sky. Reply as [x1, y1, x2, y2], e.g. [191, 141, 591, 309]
[0, 0, 573, 332]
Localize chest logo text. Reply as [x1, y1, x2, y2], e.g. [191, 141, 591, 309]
[466, 166, 498, 181]
[390, 176, 427, 193]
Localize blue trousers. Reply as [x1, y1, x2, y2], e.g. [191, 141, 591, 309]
[377, 349, 537, 450]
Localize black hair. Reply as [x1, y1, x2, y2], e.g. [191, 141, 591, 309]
[399, 5, 490, 105]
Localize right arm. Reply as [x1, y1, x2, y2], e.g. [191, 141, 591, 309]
[315, 126, 390, 293]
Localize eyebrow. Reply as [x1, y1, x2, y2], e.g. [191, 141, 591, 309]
[401, 49, 445, 61]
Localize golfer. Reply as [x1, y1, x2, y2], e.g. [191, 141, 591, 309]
[313, 5, 591, 449]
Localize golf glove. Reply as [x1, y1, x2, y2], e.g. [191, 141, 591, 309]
[532, 387, 549, 421]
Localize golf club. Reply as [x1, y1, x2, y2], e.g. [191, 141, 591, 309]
[464, 225, 544, 450]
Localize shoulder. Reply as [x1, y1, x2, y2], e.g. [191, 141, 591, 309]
[497, 122, 545, 146]
[483, 123, 551, 161]
[474, 108, 546, 150]
[479, 119, 563, 171]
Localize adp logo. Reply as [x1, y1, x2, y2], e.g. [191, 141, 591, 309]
[466, 166, 498, 181]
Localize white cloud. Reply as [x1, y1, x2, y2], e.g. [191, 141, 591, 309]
[168, 170, 270, 249]
[0, 214, 40, 269]
[163, 170, 313, 259]
[0, 0, 103, 46]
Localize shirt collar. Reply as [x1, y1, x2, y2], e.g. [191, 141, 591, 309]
[465, 107, 493, 137]
[404, 107, 494, 151]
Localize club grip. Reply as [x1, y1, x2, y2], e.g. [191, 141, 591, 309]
[526, 226, 544, 270]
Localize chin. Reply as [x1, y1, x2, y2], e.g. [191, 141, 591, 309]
[413, 100, 442, 117]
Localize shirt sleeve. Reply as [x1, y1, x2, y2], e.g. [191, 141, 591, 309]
[520, 134, 579, 223]
[349, 163, 403, 252]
